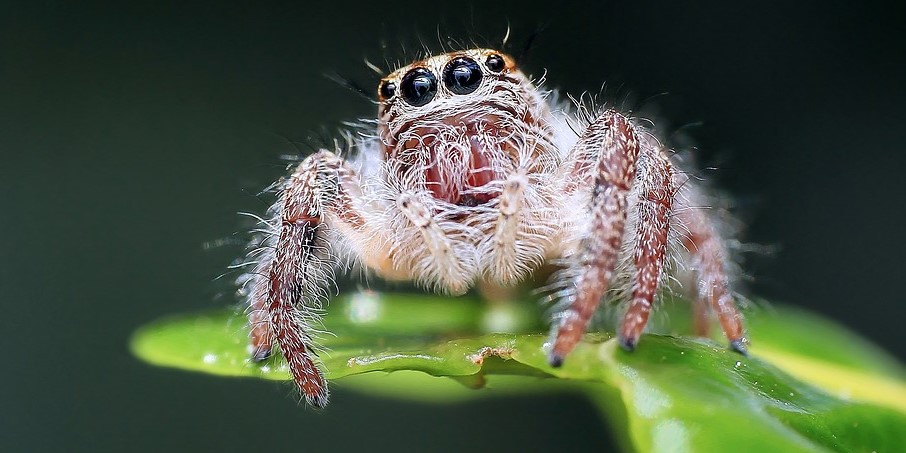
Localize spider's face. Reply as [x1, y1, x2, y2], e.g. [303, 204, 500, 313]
[377, 49, 518, 116]
[376, 49, 549, 206]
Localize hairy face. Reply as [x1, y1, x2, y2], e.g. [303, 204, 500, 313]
[376, 49, 552, 206]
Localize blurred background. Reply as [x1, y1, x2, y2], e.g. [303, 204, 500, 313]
[1, 1, 904, 451]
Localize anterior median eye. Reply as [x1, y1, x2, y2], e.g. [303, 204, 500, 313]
[443, 57, 482, 95]
[400, 68, 437, 107]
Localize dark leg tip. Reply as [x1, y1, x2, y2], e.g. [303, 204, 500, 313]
[618, 335, 637, 352]
[306, 393, 330, 409]
[548, 353, 564, 368]
[730, 338, 749, 357]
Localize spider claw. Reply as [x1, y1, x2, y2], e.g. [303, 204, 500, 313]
[548, 353, 564, 368]
[730, 338, 749, 357]
[617, 335, 638, 352]
[250, 346, 273, 362]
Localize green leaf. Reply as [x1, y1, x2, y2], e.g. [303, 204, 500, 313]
[131, 292, 906, 452]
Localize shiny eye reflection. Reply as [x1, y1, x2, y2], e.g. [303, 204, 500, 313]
[400, 68, 437, 106]
[485, 54, 505, 72]
[379, 80, 396, 100]
[443, 57, 482, 95]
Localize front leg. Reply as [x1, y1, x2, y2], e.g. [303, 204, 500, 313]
[244, 150, 370, 407]
[550, 111, 641, 366]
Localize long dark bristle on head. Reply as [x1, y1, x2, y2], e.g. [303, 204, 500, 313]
[513, 22, 548, 65]
[323, 72, 375, 102]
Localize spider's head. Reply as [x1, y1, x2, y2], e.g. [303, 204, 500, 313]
[376, 49, 551, 206]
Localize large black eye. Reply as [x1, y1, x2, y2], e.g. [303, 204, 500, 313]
[400, 68, 437, 107]
[379, 80, 396, 101]
[443, 57, 483, 95]
[485, 54, 505, 73]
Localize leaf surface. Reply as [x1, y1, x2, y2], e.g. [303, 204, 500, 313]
[131, 292, 906, 452]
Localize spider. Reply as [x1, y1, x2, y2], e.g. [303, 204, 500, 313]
[238, 48, 748, 408]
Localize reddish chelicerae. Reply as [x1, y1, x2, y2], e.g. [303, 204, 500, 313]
[237, 48, 747, 407]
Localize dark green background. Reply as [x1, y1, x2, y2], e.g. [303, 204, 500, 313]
[2, 1, 904, 451]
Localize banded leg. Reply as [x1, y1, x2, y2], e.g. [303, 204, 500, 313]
[617, 151, 677, 350]
[246, 150, 370, 407]
[268, 218, 328, 407]
[550, 111, 641, 366]
[679, 206, 748, 354]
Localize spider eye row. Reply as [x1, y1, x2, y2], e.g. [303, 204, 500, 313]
[379, 54, 506, 105]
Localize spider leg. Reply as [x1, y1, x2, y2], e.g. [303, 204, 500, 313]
[678, 206, 749, 355]
[692, 291, 711, 338]
[245, 150, 373, 407]
[550, 111, 641, 366]
[617, 150, 677, 351]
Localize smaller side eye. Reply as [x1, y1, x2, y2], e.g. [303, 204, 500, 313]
[485, 54, 506, 73]
[379, 80, 396, 101]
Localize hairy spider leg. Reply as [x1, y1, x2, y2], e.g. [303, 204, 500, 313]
[618, 150, 677, 351]
[549, 111, 642, 366]
[247, 150, 377, 407]
[678, 206, 749, 355]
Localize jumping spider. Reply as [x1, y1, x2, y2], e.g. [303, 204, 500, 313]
[239, 48, 747, 407]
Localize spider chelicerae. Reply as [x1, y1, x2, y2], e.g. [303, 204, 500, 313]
[237, 48, 748, 408]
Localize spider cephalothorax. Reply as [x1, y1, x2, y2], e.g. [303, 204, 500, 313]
[239, 48, 748, 407]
